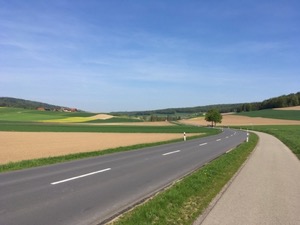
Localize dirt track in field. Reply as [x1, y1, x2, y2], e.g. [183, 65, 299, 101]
[0, 132, 183, 164]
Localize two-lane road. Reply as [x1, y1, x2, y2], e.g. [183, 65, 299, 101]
[0, 128, 247, 225]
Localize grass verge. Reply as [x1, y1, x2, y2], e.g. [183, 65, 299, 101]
[239, 125, 300, 159]
[0, 122, 218, 134]
[108, 133, 258, 225]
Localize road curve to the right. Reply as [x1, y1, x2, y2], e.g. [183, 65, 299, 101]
[197, 131, 300, 225]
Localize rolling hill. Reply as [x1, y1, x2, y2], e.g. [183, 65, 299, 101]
[0, 97, 78, 111]
[1, 91, 299, 116]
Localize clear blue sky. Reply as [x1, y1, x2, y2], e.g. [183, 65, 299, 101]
[1, 0, 299, 112]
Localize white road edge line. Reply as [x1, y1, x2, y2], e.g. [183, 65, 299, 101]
[199, 143, 207, 146]
[51, 168, 111, 185]
[162, 150, 181, 156]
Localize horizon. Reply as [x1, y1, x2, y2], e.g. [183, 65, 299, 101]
[1, 93, 299, 113]
[1, 1, 300, 112]
[0, 96, 249, 113]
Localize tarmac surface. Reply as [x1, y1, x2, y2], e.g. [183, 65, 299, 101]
[0, 129, 246, 225]
[195, 131, 300, 225]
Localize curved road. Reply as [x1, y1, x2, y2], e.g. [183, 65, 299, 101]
[0, 128, 247, 225]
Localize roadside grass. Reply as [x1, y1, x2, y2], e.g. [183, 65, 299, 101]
[239, 125, 300, 159]
[237, 109, 300, 120]
[109, 133, 258, 225]
[0, 122, 219, 134]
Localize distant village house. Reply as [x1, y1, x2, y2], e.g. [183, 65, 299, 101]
[36, 107, 77, 112]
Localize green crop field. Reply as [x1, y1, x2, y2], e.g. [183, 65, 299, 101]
[0, 107, 141, 123]
[0, 121, 219, 135]
[0, 107, 218, 134]
[246, 125, 300, 159]
[238, 109, 300, 120]
[0, 107, 97, 121]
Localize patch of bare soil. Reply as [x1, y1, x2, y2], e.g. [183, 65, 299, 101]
[0, 132, 183, 164]
[89, 114, 114, 120]
[274, 106, 300, 110]
[182, 114, 300, 126]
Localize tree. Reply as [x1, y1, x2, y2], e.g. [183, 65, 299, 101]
[205, 109, 222, 127]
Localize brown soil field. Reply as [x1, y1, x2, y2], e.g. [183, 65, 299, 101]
[274, 106, 300, 110]
[0, 132, 184, 164]
[182, 114, 300, 126]
[90, 114, 114, 119]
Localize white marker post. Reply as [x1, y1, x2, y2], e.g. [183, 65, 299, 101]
[246, 131, 249, 142]
[183, 132, 186, 141]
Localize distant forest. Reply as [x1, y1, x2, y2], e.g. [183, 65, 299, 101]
[1, 92, 299, 116]
[113, 92, 300, 116]
[0, 97, 65, 110]
[114, 103, 244, 116]
[237, 92, 300, 112]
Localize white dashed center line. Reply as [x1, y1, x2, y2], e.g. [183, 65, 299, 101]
[199, 143, 207, 146]
[216, 139, 221, 142]
[51, 168, 111, 185]
[162, 150, 181, 156]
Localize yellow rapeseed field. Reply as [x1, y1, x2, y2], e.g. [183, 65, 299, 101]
[41, 117, 95, 123]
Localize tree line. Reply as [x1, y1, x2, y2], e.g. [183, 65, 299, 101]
[116, 92, 300, 116]
[114, 103, 244, 116]
[141, 115, 182, 122]
[237, 92, 300, 112]
[0, 97, 63, 110]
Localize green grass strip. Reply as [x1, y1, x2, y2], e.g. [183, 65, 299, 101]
[237, 109, 300, 120]
[0, 122, 218, 134]
[109, 133, 258, 225]
[238, 125, 300, 159]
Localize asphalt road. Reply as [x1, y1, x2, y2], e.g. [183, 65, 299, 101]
[0, 128, 247, 225]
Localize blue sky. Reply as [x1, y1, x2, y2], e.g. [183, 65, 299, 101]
[1, 0, 299, 112]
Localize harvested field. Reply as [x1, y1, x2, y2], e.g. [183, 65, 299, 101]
[89, 114, 114, 119]
[182, 114, 300, 126]
[0, 132, 183, 164]
[274, 106, 300, 110]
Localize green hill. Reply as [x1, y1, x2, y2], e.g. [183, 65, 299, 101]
[2, 91, 299, 116]
[0, 97, 65, 110]
[113, 92, 300, 116]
